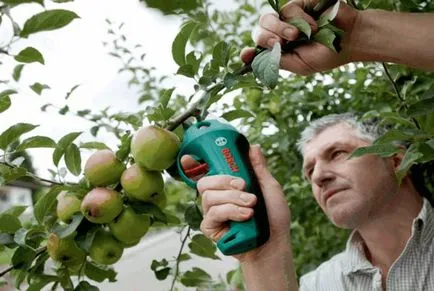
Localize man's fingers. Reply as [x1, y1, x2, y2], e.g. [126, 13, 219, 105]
[180, 155, 201, 170]
[280, 0, 318, 32]
[197, 175, 245, 194]
[259, 13, 300, 41]
[240, 47, 256, 64]
[201, 189, 257, 214]
[200, 204, 254, 241]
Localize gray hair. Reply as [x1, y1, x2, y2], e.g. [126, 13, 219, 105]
[296, 113, 389, 156]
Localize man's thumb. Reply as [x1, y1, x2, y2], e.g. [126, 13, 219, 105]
[249, 144, 277, 186]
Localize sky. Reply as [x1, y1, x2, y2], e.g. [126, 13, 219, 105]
[0, 0, 241, 182]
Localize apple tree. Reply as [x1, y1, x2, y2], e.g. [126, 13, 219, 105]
[1, 0, 434, 290]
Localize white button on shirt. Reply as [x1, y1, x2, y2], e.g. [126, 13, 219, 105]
[299, 198, 434, 291]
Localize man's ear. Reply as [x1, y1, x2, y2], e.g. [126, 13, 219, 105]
[391, 148, 406, 172]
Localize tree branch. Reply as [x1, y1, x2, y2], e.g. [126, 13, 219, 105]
[0, 246, 47, 277]
[0, 161, 71, 187]
[169, 226, 191, 291]
[382, 62, 421, 129]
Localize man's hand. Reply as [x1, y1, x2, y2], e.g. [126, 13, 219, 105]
[180, 145, 291, 263]
[240, 0, 360, 75]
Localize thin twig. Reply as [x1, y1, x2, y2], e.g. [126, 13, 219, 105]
[382, 62, 421, 129]
[169, 226, 191, 291]
[0, 161, 68, 186]
[0, 246, 47, 277]
[166, 83, 222, 131]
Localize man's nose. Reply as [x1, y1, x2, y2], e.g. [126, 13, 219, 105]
[311, 162, 335, 186]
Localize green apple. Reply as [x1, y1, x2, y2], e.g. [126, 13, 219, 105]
[56, 191, 81, 223]
[89, 229, 124, 265]
[47, 233, 86, 267]
[109, 207, 151, 244]
[122, 239, 141, 248]
[84, 149, 125, 186]
[148, 191, 167, 209]
[120, 164, 164, 201]
[131, 125, 180, 171]
[81, 188, 123, 224]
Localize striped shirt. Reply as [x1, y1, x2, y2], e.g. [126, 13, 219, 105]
[299, 198, 434, 291]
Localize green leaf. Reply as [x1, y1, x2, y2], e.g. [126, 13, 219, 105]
[3, 206, 27, 217]
[13, 64, 24, 82]
[349, 144, 401, 159]
[65, 84, 80, 100]
[76, 226, 99, 253]
[177, 64, 195, 78]
[58, 105, 69, 115]
[26, 274, 58, 291]
[129, 201, 167, 224]
[16, 136, 56, 151]
[57, 131, 80, 148]
[0, 166, 27, 184]
[396, 144, 423, 182]
[34, 186, 62, 224]
[406, 97, 434, 117]
[20, 9, 80, 38]
[0, 123, 38, 150]
[172, 21, 197, 66]
[11, 246, 36, 270]
[373, 129, 412, 145]
[221, 110, 255, 121]
[267, 0, 279, 13]
[188, 234, 220, 260]
[13, 226, 46, 250]
[30, 82, 50, 95]
[1, 0, 43, 5]
[313, 27, 337, 53]
[0, 213, 22, 233]
[74, 281, 99, 291]
[80, 142, 109, 150]
[186, 51, 202, 75]
[84, 261, 117, 283]
[316, 0, 340, 27]
[142, 0, 201, 15]
[52, 147, 64, 167]
[415, 142, 434, 163]
[212, 41, 231, 68]
[180, 267, 212, 287]
[115, 132, 132, 162]
[150, 259, 170, 280]
[289, 18, 311, 38]
[0, 95, 11, 114]
[51, 213, 84, 239]
[184, 203, 202, 230]
[14, 47, 44, 64]
[179, 253, 191, 262]
[53, 132, 82, 166]
[65, 143, 81, 176]
[159, 88, 175, 108]
[252, 42, 281, 89]
[0, 89, 17, 113]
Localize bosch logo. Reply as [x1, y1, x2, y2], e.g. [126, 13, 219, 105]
[215, 137, 227, 146]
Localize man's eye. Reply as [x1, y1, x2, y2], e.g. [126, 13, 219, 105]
[332, 150, 346, 159]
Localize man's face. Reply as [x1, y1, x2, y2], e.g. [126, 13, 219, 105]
[302, 123, 398, 229]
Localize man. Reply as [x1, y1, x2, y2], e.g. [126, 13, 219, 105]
[181, 113, 434, 290]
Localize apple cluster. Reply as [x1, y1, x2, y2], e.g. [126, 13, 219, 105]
[48, 125, 181, 267]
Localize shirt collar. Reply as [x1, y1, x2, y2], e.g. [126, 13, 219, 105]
[343, 197, 434, 275]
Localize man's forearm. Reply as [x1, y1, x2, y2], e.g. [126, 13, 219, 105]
[240, 242, 299, 291]
[350, 10, 434, 71]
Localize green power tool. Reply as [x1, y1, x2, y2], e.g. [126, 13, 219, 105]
[176, 119, 269, 255]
